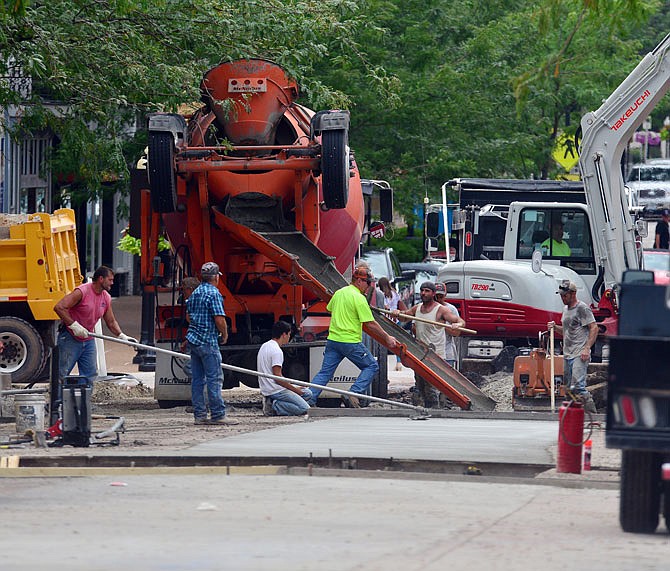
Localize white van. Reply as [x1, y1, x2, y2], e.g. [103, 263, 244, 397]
[626, 159, 670, 218]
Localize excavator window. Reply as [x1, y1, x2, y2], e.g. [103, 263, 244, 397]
[516, 207, 596, 274]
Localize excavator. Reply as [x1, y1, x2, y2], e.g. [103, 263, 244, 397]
[136, 58, 494, 411]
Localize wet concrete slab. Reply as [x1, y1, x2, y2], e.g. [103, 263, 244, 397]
[183, 417, 557, 464]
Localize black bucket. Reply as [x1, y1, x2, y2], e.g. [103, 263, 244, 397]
[62, 376, 91, 447]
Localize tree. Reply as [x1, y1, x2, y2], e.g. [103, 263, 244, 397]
[311, 0, 660, 222]
[0, 0, 388, 201]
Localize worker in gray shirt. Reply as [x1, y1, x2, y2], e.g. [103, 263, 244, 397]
[548, 280, 598, 413]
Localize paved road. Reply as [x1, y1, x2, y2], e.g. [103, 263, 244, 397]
[0, 472, 666, 570]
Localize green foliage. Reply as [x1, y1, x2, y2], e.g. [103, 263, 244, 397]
[0, 0, 667, 226]
[117, 232, 170, 256]
[0, 0, 387, 203]
[366, 227, 425, 263]
[313, 0, 662, 218]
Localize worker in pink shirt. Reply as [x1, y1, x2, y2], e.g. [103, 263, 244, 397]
[54, 265, 136, 383]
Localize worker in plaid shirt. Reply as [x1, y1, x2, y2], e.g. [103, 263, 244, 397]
[185, 262, 239, 426]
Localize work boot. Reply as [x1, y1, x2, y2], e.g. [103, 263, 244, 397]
[194, 417, 209, 426]
[348, 395, 361, 408]
[341, 395, 361, 408]
[263, 397, 275, 416]
[582, 393, 597, 414]
[410, 388, 424, 408]
[209, 416, 240, 426]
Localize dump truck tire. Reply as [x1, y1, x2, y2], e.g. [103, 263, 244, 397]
[0, 317, 45, 384]
[148, 131, 178, 213]
[321, 129, 349, 209]
[620, 449, 661, 533]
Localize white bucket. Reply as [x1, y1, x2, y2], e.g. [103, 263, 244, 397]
[14, 394, 46, 434]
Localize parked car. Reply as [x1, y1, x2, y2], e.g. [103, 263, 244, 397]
[400, 260, 447, 305]
[359, 248, 415, 307]
[642, 248, 670, 284]
[626, 160, 670, 218]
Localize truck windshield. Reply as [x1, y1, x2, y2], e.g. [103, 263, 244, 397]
[627, 165, 670, 182]
[517, 207, 595, 274]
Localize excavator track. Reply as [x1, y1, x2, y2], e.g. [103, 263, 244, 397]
[212, 209, 495, 411]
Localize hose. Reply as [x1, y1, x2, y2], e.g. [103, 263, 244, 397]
[95, 417, 126, 440]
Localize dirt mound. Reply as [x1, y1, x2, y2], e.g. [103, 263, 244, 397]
[92, 380, 153, 403]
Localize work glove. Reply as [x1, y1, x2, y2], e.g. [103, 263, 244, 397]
[117, 332, 139, 345]
[68, 321, 89, 339]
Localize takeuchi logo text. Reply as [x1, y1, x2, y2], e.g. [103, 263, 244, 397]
[610, 90, 651, 131]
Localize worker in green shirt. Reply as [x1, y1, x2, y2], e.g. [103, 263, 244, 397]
[542, 218, 571, 257]
[309, 266, 399, 407]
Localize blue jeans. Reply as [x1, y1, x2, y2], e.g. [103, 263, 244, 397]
[564, 355, 589, 395]
[57, 330, 98, 382]
[268, 388, 312, 416]
[310, 340, 379, 401]
[190, 343, 226, 420]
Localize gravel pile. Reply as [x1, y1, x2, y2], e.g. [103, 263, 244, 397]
[0, 214, 30, 239]
[0, 213, 30, 226]
[92, 379, 153, 403]
[479, 372, 514, 412]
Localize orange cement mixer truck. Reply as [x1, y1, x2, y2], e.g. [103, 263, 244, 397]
[137, 58, 493, 411]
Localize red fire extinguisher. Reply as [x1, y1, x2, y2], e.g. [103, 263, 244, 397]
[557, 400, 585, 474]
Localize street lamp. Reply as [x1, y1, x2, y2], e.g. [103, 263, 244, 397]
[643, 116, 652, 162]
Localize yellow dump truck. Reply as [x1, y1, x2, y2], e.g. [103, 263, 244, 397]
[0, 209, 83, 383]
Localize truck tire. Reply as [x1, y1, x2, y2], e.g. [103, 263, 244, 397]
[148, 131, 178, 213]
[620, 449, 661, 533]
[321, 129, 349, 210]
[0, 317, 45, 384]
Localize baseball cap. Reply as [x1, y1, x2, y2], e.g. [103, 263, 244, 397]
[434, 282, 446, 296]
[201, 261, 222, 276]
[420, 281, 436, 292]
[557, 279, 577, 293]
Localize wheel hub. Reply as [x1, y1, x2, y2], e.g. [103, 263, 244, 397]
[0, 333, 27, 371]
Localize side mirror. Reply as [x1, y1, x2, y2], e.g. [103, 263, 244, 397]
[426, 211, 440, 238]
[379, 186, 394, 222]
[621, 269, 654, 284]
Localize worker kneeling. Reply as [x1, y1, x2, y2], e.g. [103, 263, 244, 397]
[258, 321, 313, 416]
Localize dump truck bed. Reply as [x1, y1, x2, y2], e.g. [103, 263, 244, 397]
[0, 209, 82, 319]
